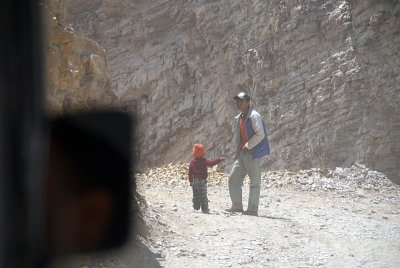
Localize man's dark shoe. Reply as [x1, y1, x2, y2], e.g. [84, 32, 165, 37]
[224, 208, 244, 213]
[243, 210, 258, 216]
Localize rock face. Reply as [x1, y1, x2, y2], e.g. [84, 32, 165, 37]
[47, 0, 400, 183]
[42, 0, 117, 115]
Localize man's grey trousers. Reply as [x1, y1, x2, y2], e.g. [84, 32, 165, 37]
[229, 150, 261, 212]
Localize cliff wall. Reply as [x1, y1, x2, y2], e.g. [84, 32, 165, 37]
[45, 0, 400, 183]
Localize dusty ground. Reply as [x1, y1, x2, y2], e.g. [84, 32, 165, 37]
[52, 164, 400, 268]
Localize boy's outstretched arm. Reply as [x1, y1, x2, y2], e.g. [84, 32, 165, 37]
[205, 157, 225, 167]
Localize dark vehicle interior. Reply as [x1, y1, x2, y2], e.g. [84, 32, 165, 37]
[0, 1, 134, 267]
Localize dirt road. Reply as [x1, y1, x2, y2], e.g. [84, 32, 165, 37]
[138, 183, 399, 267]
[53, 164, 400, 268]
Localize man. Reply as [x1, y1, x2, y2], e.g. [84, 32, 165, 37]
[226, 92, 270, 216]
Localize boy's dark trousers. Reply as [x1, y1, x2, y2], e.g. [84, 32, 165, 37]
[192, 178, 208, 212]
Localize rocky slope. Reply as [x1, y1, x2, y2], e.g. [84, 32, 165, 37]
[44, 0, 400, 183]
[42, 1, 117, 115]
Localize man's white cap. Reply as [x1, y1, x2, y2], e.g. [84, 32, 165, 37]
[233, 92, 250, 101]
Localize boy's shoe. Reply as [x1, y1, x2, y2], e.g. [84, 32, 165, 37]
[202, 209, 210, 214]
[243, 210, 258, 216]
[224, 208, 244, 213]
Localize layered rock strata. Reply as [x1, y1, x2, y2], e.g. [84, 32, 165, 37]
[42, 1, 117, 115]
[46, 0, 399, 183]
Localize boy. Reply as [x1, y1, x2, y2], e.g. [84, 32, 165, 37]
[188, 144, 224, 213]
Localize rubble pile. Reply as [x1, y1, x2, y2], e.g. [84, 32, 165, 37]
[262, 163, 399, 192]
[136, 162, 229, 188]
[137, 163, 399, 193]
